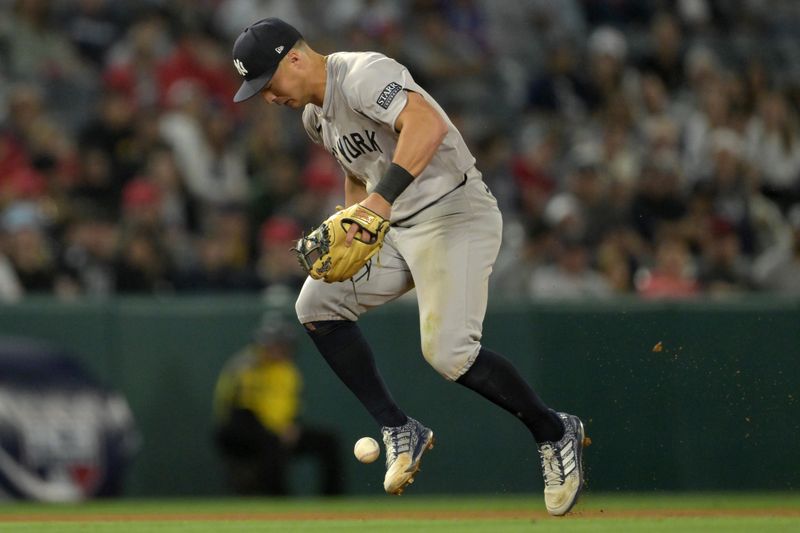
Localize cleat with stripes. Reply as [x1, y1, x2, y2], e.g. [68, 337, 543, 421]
[538, 412, 588, 516]
[382, 417, 434, 495]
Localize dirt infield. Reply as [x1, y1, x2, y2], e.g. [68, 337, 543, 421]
[1, 508, 799, 523]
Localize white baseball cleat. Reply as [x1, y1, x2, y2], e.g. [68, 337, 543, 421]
[381, 417, 434, 495]
[538, 412, 590, 516]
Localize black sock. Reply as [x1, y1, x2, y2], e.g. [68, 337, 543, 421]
[456, 347, 564, 443]
[305, 320, 407, 428]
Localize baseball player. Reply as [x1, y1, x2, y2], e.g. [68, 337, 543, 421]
[232, 18, 588, 515]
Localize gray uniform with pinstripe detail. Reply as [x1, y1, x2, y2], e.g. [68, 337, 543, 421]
[295, 51, 503, 380]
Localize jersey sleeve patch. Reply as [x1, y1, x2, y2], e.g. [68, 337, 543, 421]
[376, 82, 403, 110]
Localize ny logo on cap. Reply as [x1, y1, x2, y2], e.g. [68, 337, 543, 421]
[275, 45, 284, 54]
[233, 59, 248, 77]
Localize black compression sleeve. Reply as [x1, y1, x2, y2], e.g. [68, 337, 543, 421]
[373, 162, 414, 203]
[306, 320, 408, 428]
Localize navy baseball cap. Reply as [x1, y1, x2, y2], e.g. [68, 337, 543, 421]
[232, 18, 302, 103]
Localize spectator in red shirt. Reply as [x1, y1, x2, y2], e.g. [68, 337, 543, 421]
[636, 234, 700, 299]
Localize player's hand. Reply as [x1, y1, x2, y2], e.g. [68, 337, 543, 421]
[344, 222, 365, 247]
[345, 193, 391, 246]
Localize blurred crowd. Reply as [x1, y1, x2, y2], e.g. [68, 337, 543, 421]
[1, 0, 800, 303]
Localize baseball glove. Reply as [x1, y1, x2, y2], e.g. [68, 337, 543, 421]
[294, 204, 390, 283]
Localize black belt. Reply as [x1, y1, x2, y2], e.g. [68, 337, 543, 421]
[391, 173, 469, 227]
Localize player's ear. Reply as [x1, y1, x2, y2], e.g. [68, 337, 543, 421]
[286, 49, 303, 66]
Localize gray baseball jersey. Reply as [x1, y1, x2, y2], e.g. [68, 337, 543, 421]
[296, 51, 503, 381]
[301, 51, 475, 223]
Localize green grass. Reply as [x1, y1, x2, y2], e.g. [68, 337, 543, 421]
[0, 493, 798, 532]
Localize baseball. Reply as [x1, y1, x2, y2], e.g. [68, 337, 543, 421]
[353, 437, 380, 463]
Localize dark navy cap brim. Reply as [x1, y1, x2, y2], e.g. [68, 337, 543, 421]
[233, 68, 276, 103]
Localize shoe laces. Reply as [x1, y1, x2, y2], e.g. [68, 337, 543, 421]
[539, 443, 566, 487]
[539, 434, 576, 487]
[383, 424, 413, 465]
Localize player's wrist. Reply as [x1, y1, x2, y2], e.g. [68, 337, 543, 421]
[360, 193, 392, 219]
[373, 162, 414, 204]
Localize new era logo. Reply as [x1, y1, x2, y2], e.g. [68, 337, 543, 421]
[275, 45, 284, 54]
[233, 59, 247, 77]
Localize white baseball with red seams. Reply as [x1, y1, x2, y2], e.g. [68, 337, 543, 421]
[353, 437, 380, 464]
